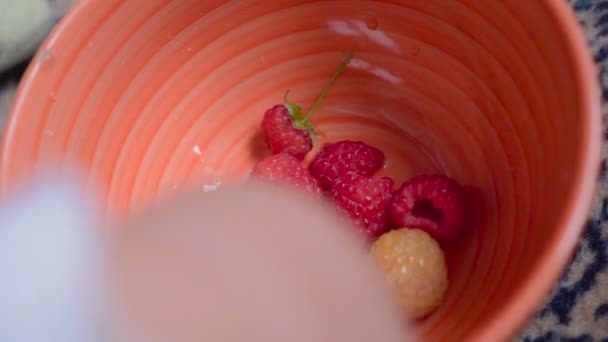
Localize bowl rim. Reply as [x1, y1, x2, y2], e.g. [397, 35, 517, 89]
[1, 0, 603, 340]
[472, 1, 602, 341]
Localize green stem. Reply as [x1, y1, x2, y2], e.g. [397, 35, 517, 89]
[303, 53, 352, 121]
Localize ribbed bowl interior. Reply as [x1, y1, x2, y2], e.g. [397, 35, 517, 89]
[0, 1, 601, 340]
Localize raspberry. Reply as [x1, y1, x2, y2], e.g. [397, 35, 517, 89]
[261, 104, 313, 160]
[309, 140, 385, 191]
[261, 54, 352, 160]
[252, 153, 322, 194]
[390, 174, 467, 240]
[329, 171, 394, 239]
[370, 229, 448, 319]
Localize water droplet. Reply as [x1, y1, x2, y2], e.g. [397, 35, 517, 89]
[364, 12, 379, 30]
[258, 54, 268, 65]
[202, 183, 221, 192]
[36, 49, 55, 67]
[192, 145, 202, 156]
[49, 92, 57, 101]
[411, 46, 421, 56]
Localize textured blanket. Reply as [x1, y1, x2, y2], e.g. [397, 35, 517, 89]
[0, 1, 606, 340]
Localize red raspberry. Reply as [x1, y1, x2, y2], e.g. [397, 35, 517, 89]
[309, 140, 385, 191]
[329, 171, 394, 239]
[261, 54, 352, 160]
[261, 104, 313, 160]
[252, 153, 322, 194]
[390, 174, 467, 240]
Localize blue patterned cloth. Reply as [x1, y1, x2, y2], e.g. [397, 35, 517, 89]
[0, 1, 607, 340]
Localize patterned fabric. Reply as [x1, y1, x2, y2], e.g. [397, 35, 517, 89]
[0, 1, 607, 340]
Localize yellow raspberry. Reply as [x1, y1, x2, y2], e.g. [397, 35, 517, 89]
[370, 229, 448, 318]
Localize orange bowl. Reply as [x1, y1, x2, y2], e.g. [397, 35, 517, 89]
[0, 0, 602, 340]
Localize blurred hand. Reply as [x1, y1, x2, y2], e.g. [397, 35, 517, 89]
[108, 183, 412, 341]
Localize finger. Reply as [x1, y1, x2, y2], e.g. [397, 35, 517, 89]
[107, 183, 411, 341]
